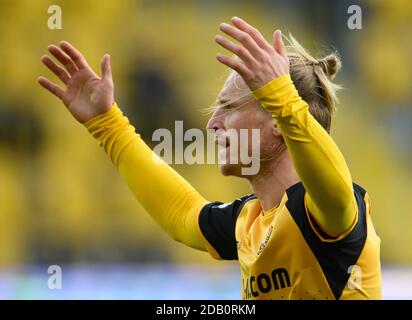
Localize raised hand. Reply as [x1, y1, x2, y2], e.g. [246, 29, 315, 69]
[38, 41, 114, 123]
[215, 17, 289, 91]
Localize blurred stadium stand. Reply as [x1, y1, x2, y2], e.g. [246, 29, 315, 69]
[0, 0, 411, 298]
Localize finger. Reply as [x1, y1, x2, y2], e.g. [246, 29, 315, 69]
[38, 76, 64, 99]
[219, 23, 262, 58]
[216, 53, 250, 77]
[100, 54, 112, 83]
[231, 17, 272, 51]
[48, 45, 79, 75]
[41, 55, 71, 84]
[273, 30, 287, 60]
[59, 41, 90, 70]
[215, 35, 255, 65]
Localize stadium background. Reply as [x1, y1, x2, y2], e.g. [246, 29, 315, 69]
[0, 0, 411, 299]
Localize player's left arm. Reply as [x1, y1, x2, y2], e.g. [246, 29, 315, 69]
[215, 17, 356, 237]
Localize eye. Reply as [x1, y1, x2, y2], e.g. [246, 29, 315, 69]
[221, 104, 235, 111]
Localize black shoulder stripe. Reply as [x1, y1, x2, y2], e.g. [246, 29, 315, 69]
[286, 182, 367, 299]
[199, 194, 256, 260]
[353, 183, 366, 198]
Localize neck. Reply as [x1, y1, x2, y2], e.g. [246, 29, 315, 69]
[248, 149, 300, 212]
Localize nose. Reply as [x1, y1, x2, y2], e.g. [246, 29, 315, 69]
[206, 109, 225, 131]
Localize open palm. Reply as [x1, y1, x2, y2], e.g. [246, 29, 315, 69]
[38, 41, 114, 123]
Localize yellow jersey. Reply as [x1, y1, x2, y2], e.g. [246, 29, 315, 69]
[198, 182, 381, 300]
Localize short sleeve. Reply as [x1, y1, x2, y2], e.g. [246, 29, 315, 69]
[286, 182, 368, 299]
[198, 195, 255, 260]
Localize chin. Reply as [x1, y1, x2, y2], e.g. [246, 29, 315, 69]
[219, 163, 242, 177]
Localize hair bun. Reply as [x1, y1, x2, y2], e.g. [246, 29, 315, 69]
[319, 54, 341, 80]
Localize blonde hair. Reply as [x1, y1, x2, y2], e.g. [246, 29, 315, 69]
[286, 34, 342, 133]
[210, 34, 343, 134]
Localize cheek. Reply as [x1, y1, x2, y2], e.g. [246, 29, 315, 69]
[257, 121, 278, 154]
[224, 110, 245, 128]
[226, 112, 254, 147]
[225, 109, 276, 151]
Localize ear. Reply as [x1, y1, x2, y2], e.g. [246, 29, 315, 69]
[272, 123, 283, 138]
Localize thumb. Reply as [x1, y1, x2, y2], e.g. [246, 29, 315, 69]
[101, 54, 112, 83]
[273, 30, 287, 59]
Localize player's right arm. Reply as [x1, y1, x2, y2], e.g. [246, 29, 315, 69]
[37, 41, 211, 251]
